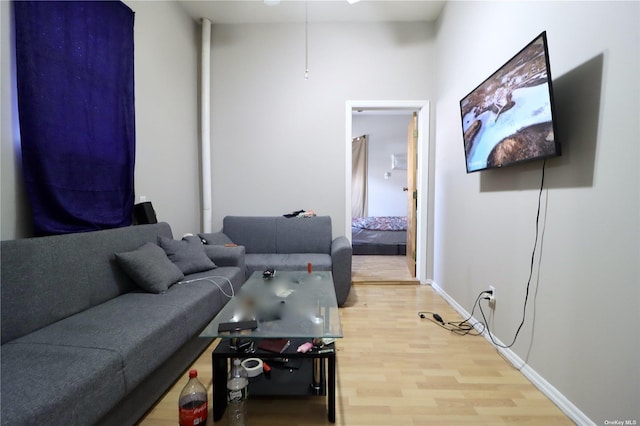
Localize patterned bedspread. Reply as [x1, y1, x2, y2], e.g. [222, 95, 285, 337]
[352, 216, 407, 232]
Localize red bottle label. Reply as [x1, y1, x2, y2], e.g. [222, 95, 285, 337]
[179, 400, 207, 426]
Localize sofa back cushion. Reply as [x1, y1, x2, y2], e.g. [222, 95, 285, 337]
[1, 233, 92, 344]
[222, 216, 332, 254]
[83, 223, 174, 304]
[223, 216, 277, 254]
[1, 223, 173, 344]
[275, 216, 332, 254]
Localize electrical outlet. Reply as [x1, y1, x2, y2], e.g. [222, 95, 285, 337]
[488, 285, 496, 304]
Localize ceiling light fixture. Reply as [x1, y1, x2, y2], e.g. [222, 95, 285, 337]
[264, 0, 280, 6]
[347, 0, 361, 4]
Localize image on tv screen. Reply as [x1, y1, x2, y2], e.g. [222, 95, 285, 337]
[460, 32, 558, 173]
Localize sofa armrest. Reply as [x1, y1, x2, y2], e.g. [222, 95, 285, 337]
[330, 236, 352, 306]
[203, 245, 246, 272]
[198, 232, 234, 246]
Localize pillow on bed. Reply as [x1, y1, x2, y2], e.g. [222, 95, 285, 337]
[352, 216, 407, 231]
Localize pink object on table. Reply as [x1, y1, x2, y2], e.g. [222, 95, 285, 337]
[297, 342, 313, 353]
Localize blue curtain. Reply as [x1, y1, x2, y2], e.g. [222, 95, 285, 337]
[14, 1, 135, 236]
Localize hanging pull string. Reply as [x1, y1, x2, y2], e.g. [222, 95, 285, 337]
[304, 0, 309, 80]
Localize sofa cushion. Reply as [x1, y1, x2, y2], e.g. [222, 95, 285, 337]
[181, 267, 243, 301]
[1, 342, 126, 425]
[0, 234, 93, 345]
[222, 216, 332, 254]
[0, 223, 177, 344]
[114, 242, 184, 293]
[198, 231, 234, 246]
[275, 216, 332, 254]
[179, 266, 245, 314]
[202, 244, 245, 270]
[13, 292, 195, 394]
[244, 253, 332, 275]
[223, 216, 277, 254]
[89, 223, 174, 306]
[158, 236, 217, 275]
[1, 264, 244, 426]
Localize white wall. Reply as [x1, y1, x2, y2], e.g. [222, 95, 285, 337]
[433, 1, 639, 424]
[1, 1, 200, 239]
[126, 1, 200, 238]
[209, 22, 435, 235]
[1, 1, 32, 239]
[352, 113, 410, 217]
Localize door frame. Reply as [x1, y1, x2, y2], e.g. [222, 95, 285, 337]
[345, 100, 432, 284]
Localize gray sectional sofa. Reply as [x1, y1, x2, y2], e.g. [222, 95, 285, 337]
[200, 216, 352, 306]
[0, 222, 245, 426]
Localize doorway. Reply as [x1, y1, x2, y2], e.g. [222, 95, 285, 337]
[345, 100, 432, 284]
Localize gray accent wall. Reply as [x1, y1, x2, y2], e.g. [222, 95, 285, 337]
[126, 0, 200, 239]
[208, 22, 436, 235]
[433, 1, 639, 424]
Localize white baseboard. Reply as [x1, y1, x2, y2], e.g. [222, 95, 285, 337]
[428, 281, 595, 426]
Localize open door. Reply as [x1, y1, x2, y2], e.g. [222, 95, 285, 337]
[406, 112, 418, 277]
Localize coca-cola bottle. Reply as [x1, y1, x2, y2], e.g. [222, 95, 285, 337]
[179, 369, 208, 426]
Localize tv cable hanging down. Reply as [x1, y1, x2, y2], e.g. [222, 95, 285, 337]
[420, 160, 549, 349]
[482, 159, 548, 349]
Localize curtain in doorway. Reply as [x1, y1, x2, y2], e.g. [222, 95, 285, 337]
[14, 1, 136, 236]
[352, 135, 368, 218]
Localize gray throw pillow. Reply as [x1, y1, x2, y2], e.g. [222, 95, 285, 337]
[114, 242, 184, 293]
[158, 236, 217, 275]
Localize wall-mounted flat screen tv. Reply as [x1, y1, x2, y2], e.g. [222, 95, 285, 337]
[460, 31, 560, 173]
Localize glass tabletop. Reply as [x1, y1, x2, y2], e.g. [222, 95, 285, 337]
[200, 270, 343, 339]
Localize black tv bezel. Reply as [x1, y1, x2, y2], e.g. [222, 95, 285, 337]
[460, 31, 561, 174]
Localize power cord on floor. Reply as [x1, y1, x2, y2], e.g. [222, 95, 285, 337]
[419, 160, 548, 348]
[418, 291, 491, 336]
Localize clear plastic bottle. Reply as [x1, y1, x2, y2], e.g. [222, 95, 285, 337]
[226, 358, 249, 426]
[178, 369, 208, 426]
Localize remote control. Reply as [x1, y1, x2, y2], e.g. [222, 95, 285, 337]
[217, 320, 258, 333]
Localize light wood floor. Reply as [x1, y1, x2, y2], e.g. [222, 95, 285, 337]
[138, 283, 573, 425]
[351, 255, 418, 284]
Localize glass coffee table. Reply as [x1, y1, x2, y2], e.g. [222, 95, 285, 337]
[200, 270, 343, 423]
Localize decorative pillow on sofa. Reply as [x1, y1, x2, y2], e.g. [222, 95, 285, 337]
[158, 236, 217, 275]
[114, 242, 184, 293]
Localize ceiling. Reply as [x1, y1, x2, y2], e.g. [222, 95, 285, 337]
[177, 0, 447, 24]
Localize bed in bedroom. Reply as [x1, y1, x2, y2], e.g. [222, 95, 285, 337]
[351, 216, 407, 255]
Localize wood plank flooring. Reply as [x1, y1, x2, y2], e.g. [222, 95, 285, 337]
[351, 255, 418, 284]
[138, 282, 573, 425]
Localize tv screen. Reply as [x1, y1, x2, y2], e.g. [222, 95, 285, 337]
[460, 31, 560, 173]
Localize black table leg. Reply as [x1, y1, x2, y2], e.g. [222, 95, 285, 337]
[311, 358, 323, 395]
[328, 352, 336, 423]
[212, 352, 227, 422]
